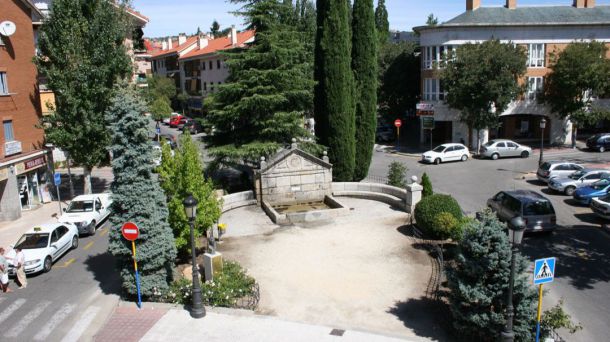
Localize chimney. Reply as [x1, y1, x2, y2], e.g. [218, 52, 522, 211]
[466, 0, 481, 11]
[178, 34, 186, 45]
[506, 0, 516, 9]
[198, 35, 208, 49]
[230, 25, 237, 46]
[573, 0, 585, 7]
[162, 41, 167, 50]
[166, 37, 172, 50]
[585, 0, 595, 8]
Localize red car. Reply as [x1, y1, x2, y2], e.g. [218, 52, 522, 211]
[169, 115, 184, 128]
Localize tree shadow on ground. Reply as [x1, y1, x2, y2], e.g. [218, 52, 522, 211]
[84, 251, 122, 296]
[520, 224, 610, 290]
[526, 179, 546, 186]
[387, 297, 455, 341]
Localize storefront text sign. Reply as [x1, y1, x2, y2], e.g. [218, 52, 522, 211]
[25, 156, 46, 170]
[4, 140, 22, 156]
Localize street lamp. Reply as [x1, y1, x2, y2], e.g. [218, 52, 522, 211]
[538, 118, 546, 166]
[183, 194, 205, 318]
[501, 216, 526, 342]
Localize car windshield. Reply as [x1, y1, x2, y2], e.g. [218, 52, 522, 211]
[15, 233, 50, 249]
[540, 162, 551, 171]
[568, 171, 585, 180]
[432, 146, 446, 153]
[523, 201, 555, 216]
[592, 179, 610, 190]
[66, 200, 94, 213]
[600, 194, 610, 202]
[483, 141, 495, 147]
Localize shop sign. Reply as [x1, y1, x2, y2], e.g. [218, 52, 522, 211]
[422, 116, 435, 130]
[4, 140, 22, 156]
[0, 167, 7, 182]
[25, 156, 46, 170]
[416, 103, 434, 116]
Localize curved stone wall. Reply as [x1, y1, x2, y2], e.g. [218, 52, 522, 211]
[332, 182, 407, 211]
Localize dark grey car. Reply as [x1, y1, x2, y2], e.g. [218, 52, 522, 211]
[487, 190, 556, 233]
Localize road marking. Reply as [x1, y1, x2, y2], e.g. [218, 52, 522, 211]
[100, 228, 109, 237]
[60, 306, 100, 342]
[33, 303, 76, 341]
[55, 258, 76, 268]
[83, 241, 94, 250]
[0, 298, 26, 324]
[6, 300, 51, 337]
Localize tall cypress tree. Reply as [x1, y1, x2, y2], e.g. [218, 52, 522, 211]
[374, 0, 389, 46]
[107, 86, 177, 297]
[352, 0, 377, 180]
[314, 0, 356, 181]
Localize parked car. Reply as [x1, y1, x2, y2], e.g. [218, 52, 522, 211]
[548, 168, 610, 196]
[6, 223, 79, 274]
[183, 119, 204, 134]
[591, 195, 610, 220]
[151, 141, 175, 166]
[572, 179, 610, 205]
[176, 117, 190, 130]
[536, 161, 584, 183]
[480, 139, 532, 160]
[487, 190, 556, 233]
[376, 125, 393, 142]
[586, 133, 610, 152]
[163, 112, 180, 125]
[152, 134, 177, 149]
[58, 194, 112, 235]
[169, 115, 184, 128]
[421, 143, 470, 164]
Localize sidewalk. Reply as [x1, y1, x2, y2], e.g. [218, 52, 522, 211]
[0, 201, 65, 248]
[94, 302, 432, 342]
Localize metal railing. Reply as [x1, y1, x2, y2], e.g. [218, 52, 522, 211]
[410, 225, 444, 300]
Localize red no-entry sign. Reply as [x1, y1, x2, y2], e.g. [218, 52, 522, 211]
[121, 222, 139, 241]
[394, 119, 402, 128]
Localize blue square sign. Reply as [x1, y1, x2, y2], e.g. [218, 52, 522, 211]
[533, 257, 556, 285]
[54, 172, 61, 186]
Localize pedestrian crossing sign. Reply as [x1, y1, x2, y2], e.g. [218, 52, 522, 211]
[533, 257, 556, 285]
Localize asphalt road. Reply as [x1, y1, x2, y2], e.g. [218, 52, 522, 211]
[0, 220, 120, 342]
[368, 146, 610, 341]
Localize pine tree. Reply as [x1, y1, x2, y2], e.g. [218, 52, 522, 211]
[351, 0, 377, 180]
[446, 210, 536, 341]
[107, 86, 177, 298]
[159, 133, 222, 256]
[421, 172, 433, 197]
[314, 0, 356, 181]
[374, 0, 389, 46]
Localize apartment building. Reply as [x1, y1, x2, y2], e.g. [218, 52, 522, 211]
[0, 0, 47, 220]
[414, 0, 610, 147]
[150, 35, 199, 92]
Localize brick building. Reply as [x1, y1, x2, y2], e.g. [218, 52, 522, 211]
[414, 0, 610, 147]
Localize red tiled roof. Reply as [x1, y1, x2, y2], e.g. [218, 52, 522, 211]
[151, 36, 199, 58]
[180, 30, 256, 60]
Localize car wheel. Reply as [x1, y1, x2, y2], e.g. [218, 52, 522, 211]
[565, 186, 576, 196]
[600, 146, 606, 153]
[491, 153, 499, 160]
[461, 154, 468, 162]
[43, 256, 52, 273]
[89, 221, 96, 236]
[521, 151, 529, 158]
[434, 158, 441, 165]
[71, 235, 79, 249]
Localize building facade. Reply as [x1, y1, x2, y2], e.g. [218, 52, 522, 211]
[414, 0, 610, 147]
[0, 0, 48, 221]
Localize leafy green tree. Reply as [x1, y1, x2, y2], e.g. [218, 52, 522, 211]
[210, 20, 221, 37]
[150, 97, 172, 122]
[145, 75, 177, 106]
[386, 161, 407, 188]
[446, 210, 536, 341]
[441, 40, 526, 152]
[426, 13, 438, 26]
[542, 42, 610, 148]
[314, 0, 356, 181]
[206, 0, 315, 166]
[374, 0, 389, 46]
[421, 172, 433, 197]
[159, 133, 222, 256]
[37, 0, 132, 194]
[107, 85, 177, 298]
[351, 0, 378, 181]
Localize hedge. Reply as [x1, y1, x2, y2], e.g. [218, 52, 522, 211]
[414, 194, 463, 240]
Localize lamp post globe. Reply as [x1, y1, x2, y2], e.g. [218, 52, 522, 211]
[508, 216, 526, 245]
[501, 215, 526, 342]
[182, 194, 205, 318]
[539, 118, 547, 166]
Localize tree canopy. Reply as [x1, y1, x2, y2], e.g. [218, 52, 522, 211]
[374, 0, 389, 46]
[378, 42, 420, 123]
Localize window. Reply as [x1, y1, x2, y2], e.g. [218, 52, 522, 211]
[527, 77, 544, 100]
[0, 72, 8, 95]
[203, 82, 207, 91]
[217, 60, 221, 69]
[506, 142, 518, 148]
[423, 46, 432, 69]
[527, 44, 545, 67]
[496, 142, 506, 148]
[202, 61, 206, 70]
[209, 61, 213, 70]
[423, 78, 444, 101]
[3, 120, 14, 141]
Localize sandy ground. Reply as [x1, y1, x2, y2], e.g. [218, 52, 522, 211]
[219, 198, 441, 340]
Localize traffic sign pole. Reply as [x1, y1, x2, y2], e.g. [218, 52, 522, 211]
[535, 284, 543, 342]
[54, 172, 62, 214]
[122, 222, 142, 309]
[132, 240, 142, 309]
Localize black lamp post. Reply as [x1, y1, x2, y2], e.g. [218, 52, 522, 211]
[538, 118, 546, 166]
[183, 194, 205, 318]
[501, 216, 526, 342]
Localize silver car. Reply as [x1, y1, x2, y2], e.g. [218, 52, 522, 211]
[480, 139, 532, 160]
[548, 169, 610, 196]
[536, 161, 584, 183]
[487, 190, 556, 233]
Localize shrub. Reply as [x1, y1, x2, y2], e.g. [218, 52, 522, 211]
[421, 172, 433, 197]
[541, 300, 583, 339]
[387, 161, 407, 188]
[432, 212, 458, 240]
[414, 194, 462, 239]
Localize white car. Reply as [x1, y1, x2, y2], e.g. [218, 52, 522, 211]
[58, 194, 112, 235]
[591, 195, 610, 220]
[6, 223, 79, 275]
[421, 143, 470, 164]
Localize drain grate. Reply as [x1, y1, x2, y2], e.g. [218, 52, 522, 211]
[329, 328, 345, 337]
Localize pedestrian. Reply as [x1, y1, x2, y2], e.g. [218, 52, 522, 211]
[0, 247, 11, 293]
[14, 247, 26, 289]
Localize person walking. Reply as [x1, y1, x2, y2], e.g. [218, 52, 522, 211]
[14, 247, 26, 289]
[0, 247, 11, 293]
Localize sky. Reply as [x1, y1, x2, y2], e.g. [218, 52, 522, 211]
[132, 0, 610, 38]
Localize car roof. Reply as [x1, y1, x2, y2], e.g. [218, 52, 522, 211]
[24, 223, 67, 234]
[503, 190, 549, 203]
[439, 143, 464, 147]
[545, 160, 579, 166]
[71, 194, 99, 201]
[581, 168, 609, 173]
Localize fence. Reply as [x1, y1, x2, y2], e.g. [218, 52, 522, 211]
[361, 174, 388, 184]
[410, 225, 444, 300]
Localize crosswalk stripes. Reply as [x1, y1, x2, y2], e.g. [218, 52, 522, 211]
[33, 303, 76, 341]
[60, 305, 101, 342]
[6, 300, 51, 337]
[0, 298, 26, 325]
